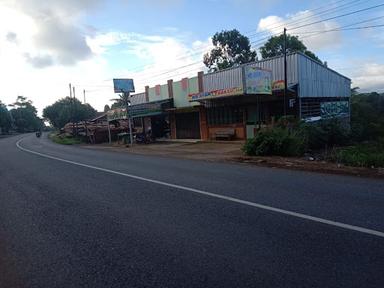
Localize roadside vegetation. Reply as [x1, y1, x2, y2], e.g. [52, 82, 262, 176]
[242, 127, 305, 157]
[243, 91, 384, 168]
[43, 97, 97, 129]
[331, 142, 384, 168]
[0, 96, 43, 134]
[49, 132, 84, 145]
[42, 97, 98, 145]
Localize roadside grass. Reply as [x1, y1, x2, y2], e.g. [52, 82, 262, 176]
[242, 120, 384, 169]
[331, 142, 384, 168]
[49, 132, 83, 145]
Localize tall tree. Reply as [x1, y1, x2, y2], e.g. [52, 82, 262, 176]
[260, 34, 322, 63]
[351, 91, 384, 142]
[351, 87, 360, 96]
[204, 29, 257, 72]
[43, 97, 97, 129]
[9, 96, 42, 132]
[111, 94, 130, 110]
[0, 101, 12, 134]
[104, 104, 111, 112]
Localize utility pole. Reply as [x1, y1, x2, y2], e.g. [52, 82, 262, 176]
[123, 92, 133, 146]
[83, 89, 86, 104]
[283, 28, 288, 117]
[69, 83, 75, 136]
[73, 86, 77, 136]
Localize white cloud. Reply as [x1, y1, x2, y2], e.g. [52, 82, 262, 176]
[24, 53, 54, 68]
[88, 31, 211, 89]
[350, 62, 384, 92]
[1, 0, 97, 68]
[0, 1, 212, 115]
[257, 10, 342, 51]
[5, 32, 18, 43]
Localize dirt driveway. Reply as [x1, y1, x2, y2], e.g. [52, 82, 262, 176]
[84, 141, 244, 162]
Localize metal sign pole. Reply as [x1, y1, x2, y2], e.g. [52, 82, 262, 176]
[113, 80, 135, 147]
[283, 27, 288, 117]
[123, 92, 133, 146]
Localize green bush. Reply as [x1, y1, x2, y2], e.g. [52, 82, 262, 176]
[49, 133, 83, 145]
[332, 141, 384, 168]
[276, 115, 300, 130]
[350, 92, 384, 142]
[242, 137, 258, 156]
[299, 119, 350, 150]
[242, 128, 305, 157]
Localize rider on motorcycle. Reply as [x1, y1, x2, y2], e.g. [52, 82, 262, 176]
[36, 128, 42, 138]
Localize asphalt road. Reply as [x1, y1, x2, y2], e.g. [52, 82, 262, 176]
[1, 134, 383, 288]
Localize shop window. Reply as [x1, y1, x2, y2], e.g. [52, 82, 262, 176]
[133, 118, 142, 128]
[301, 99, 321, 118]
[207, 107, 244, 125]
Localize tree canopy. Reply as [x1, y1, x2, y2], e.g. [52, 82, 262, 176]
[0, 101, 12, 133]
[204, 29, 257, 72]
[104, 104, 111, 112]
[43, 97, 97, 129]
[111, 93, 130, 110]
[259, 34, 322, 63]
[350, 90, 384, 142]
[9, 96, 42, 132]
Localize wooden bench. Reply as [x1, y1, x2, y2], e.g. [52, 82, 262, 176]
[214, 129, 236, 140]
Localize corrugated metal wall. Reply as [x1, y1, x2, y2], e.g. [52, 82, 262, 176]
[247, 54, 299, 86]
[131, 53, 350, 103]
[202, 66, 243, 92]
[130, 92, 146, 105]
[297, 55, 351, 98]
[247, 53, 351, 98]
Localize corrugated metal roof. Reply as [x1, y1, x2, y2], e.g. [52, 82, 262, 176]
[245, 53, 299, 86]
[297, 53, 351, 98]
[130, 92, 146, 105]
[247, 52, 351, 98]
[202, 66, 243, 92]
[134, 52, 351, 101]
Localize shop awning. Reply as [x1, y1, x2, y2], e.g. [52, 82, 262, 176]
[129, 99, 173, 118]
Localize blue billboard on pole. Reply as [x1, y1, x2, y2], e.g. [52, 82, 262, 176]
[113, 79, 135, 93]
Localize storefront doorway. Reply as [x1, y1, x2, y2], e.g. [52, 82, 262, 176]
[175, 112, 201, 139]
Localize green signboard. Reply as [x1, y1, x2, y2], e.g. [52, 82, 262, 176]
[320, 101, 349, 118]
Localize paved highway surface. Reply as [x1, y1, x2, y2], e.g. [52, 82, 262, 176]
[1, 134, 383, 288]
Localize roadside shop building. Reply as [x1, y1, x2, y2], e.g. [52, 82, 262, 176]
[128, 52, 351, 141]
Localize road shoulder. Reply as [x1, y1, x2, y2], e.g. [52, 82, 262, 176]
[77, 141, 384, 179]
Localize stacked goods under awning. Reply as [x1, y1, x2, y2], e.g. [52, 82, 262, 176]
[62, 113, 130, 144]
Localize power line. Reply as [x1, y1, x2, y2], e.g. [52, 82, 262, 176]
[292, 15, 384, 34]
[140, 20, 384, 86]
[85, 2, 384, 91]
[289, 2, 384, 31]
[116, 0, 374, 76]
[247, 0, 369, 37]
[245, 0, 364, 35]
[297, 24, 384, 40]
[251, 7, 384, 52]
[132, 1, 383, 82]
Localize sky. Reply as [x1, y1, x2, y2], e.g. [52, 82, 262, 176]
[0, 0, 383, 115]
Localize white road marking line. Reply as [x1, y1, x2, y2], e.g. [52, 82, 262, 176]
[16, 138, 384, 239]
